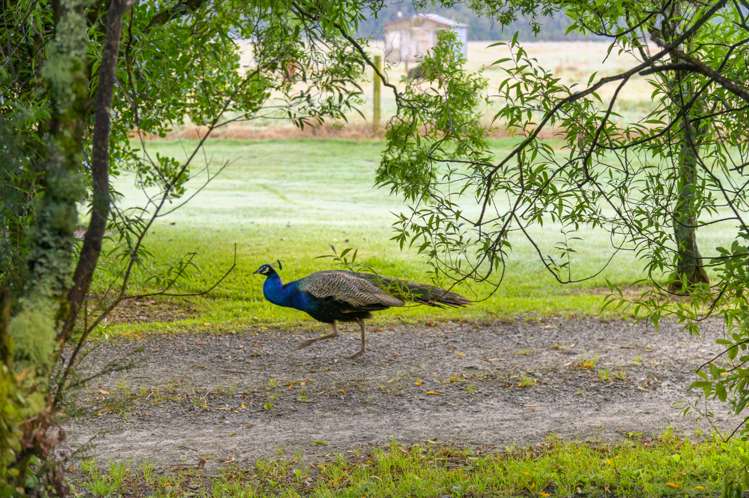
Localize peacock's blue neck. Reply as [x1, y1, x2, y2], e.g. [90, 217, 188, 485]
[263, 273, 288, 305]
[263, 272, 312, 311]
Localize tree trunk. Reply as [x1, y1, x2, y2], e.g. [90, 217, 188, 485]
[664, 3, 710, 292]
[9, 0, 90, 366]
[6, 0, 91, 489]
[58, 0, 130, 343]
[671, 101, 709, 290]
[53, 0, 131, 413]
[6, 0, 130, 490]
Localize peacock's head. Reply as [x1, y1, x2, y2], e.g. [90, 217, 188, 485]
[254, 262, 281, 277]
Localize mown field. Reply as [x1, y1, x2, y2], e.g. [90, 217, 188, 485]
[97, 137, 645, 336]
[94, 136, 739, 336]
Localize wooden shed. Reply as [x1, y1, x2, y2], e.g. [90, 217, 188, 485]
[383, 13, 468, 65]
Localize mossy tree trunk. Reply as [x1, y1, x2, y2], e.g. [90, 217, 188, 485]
[665, 2, 710, 292]
[3, 0, 130, 491]
[672, 96, 710, 290]
[8, 0, 89, 366]
[5, 0, 90, 489]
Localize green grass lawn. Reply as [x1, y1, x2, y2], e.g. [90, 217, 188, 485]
[76, 432, 749, 497]
[93, 137, 736, 335]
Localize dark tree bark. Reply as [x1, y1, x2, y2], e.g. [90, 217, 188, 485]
[59, 0, 131, 342]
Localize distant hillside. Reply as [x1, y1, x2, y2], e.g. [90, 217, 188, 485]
[358, 1, 599, 41]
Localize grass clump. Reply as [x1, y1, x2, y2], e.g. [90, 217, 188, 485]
[75, 432, 749, 497]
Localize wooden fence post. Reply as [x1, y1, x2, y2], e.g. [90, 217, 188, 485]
[373, 54, 382, 132]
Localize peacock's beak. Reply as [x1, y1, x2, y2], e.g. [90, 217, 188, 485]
[253, 268, 263, 275]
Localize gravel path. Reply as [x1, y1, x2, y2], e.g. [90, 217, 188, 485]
[63, 318, 738, 468]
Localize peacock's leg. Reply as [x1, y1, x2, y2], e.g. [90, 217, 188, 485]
[349, 319, 366, 359]
[298, 322, 338, 349]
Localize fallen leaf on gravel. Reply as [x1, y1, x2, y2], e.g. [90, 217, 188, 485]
[576, 357, 598, 370]
[424, 390, 443, 396]
[312, 439, 329, 446]
[414, 378, 424, 386]
[454, 351, 465, 358]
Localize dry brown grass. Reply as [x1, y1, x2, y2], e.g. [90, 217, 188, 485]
[166, 122, 382, 141]
[155, 122, 567, 141]
[155, 41, 655, 142]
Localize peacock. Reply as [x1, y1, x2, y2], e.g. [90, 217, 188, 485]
[254, 264, 470, 358]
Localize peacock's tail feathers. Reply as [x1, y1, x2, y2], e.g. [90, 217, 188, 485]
[353, 272, 470, 308]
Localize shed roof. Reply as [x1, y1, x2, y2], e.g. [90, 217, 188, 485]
[415, 13, 467, 28]
[384, 13, 467, 31]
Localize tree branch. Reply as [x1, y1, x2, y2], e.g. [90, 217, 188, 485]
[145, 0, 206, 30]
[651, 36, 749, 104]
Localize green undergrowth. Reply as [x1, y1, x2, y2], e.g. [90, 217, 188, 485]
[75, 432, 749, 497]
[90, 138, 731, 337]
[91, 223, 629, 338]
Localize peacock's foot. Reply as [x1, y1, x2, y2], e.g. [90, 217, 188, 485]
[348, 348, 365, 359]
[297, 330, 338, 350]
[297, 339, 317, 350]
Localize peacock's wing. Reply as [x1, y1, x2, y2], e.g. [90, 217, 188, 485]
[298, 271, 404, 310]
